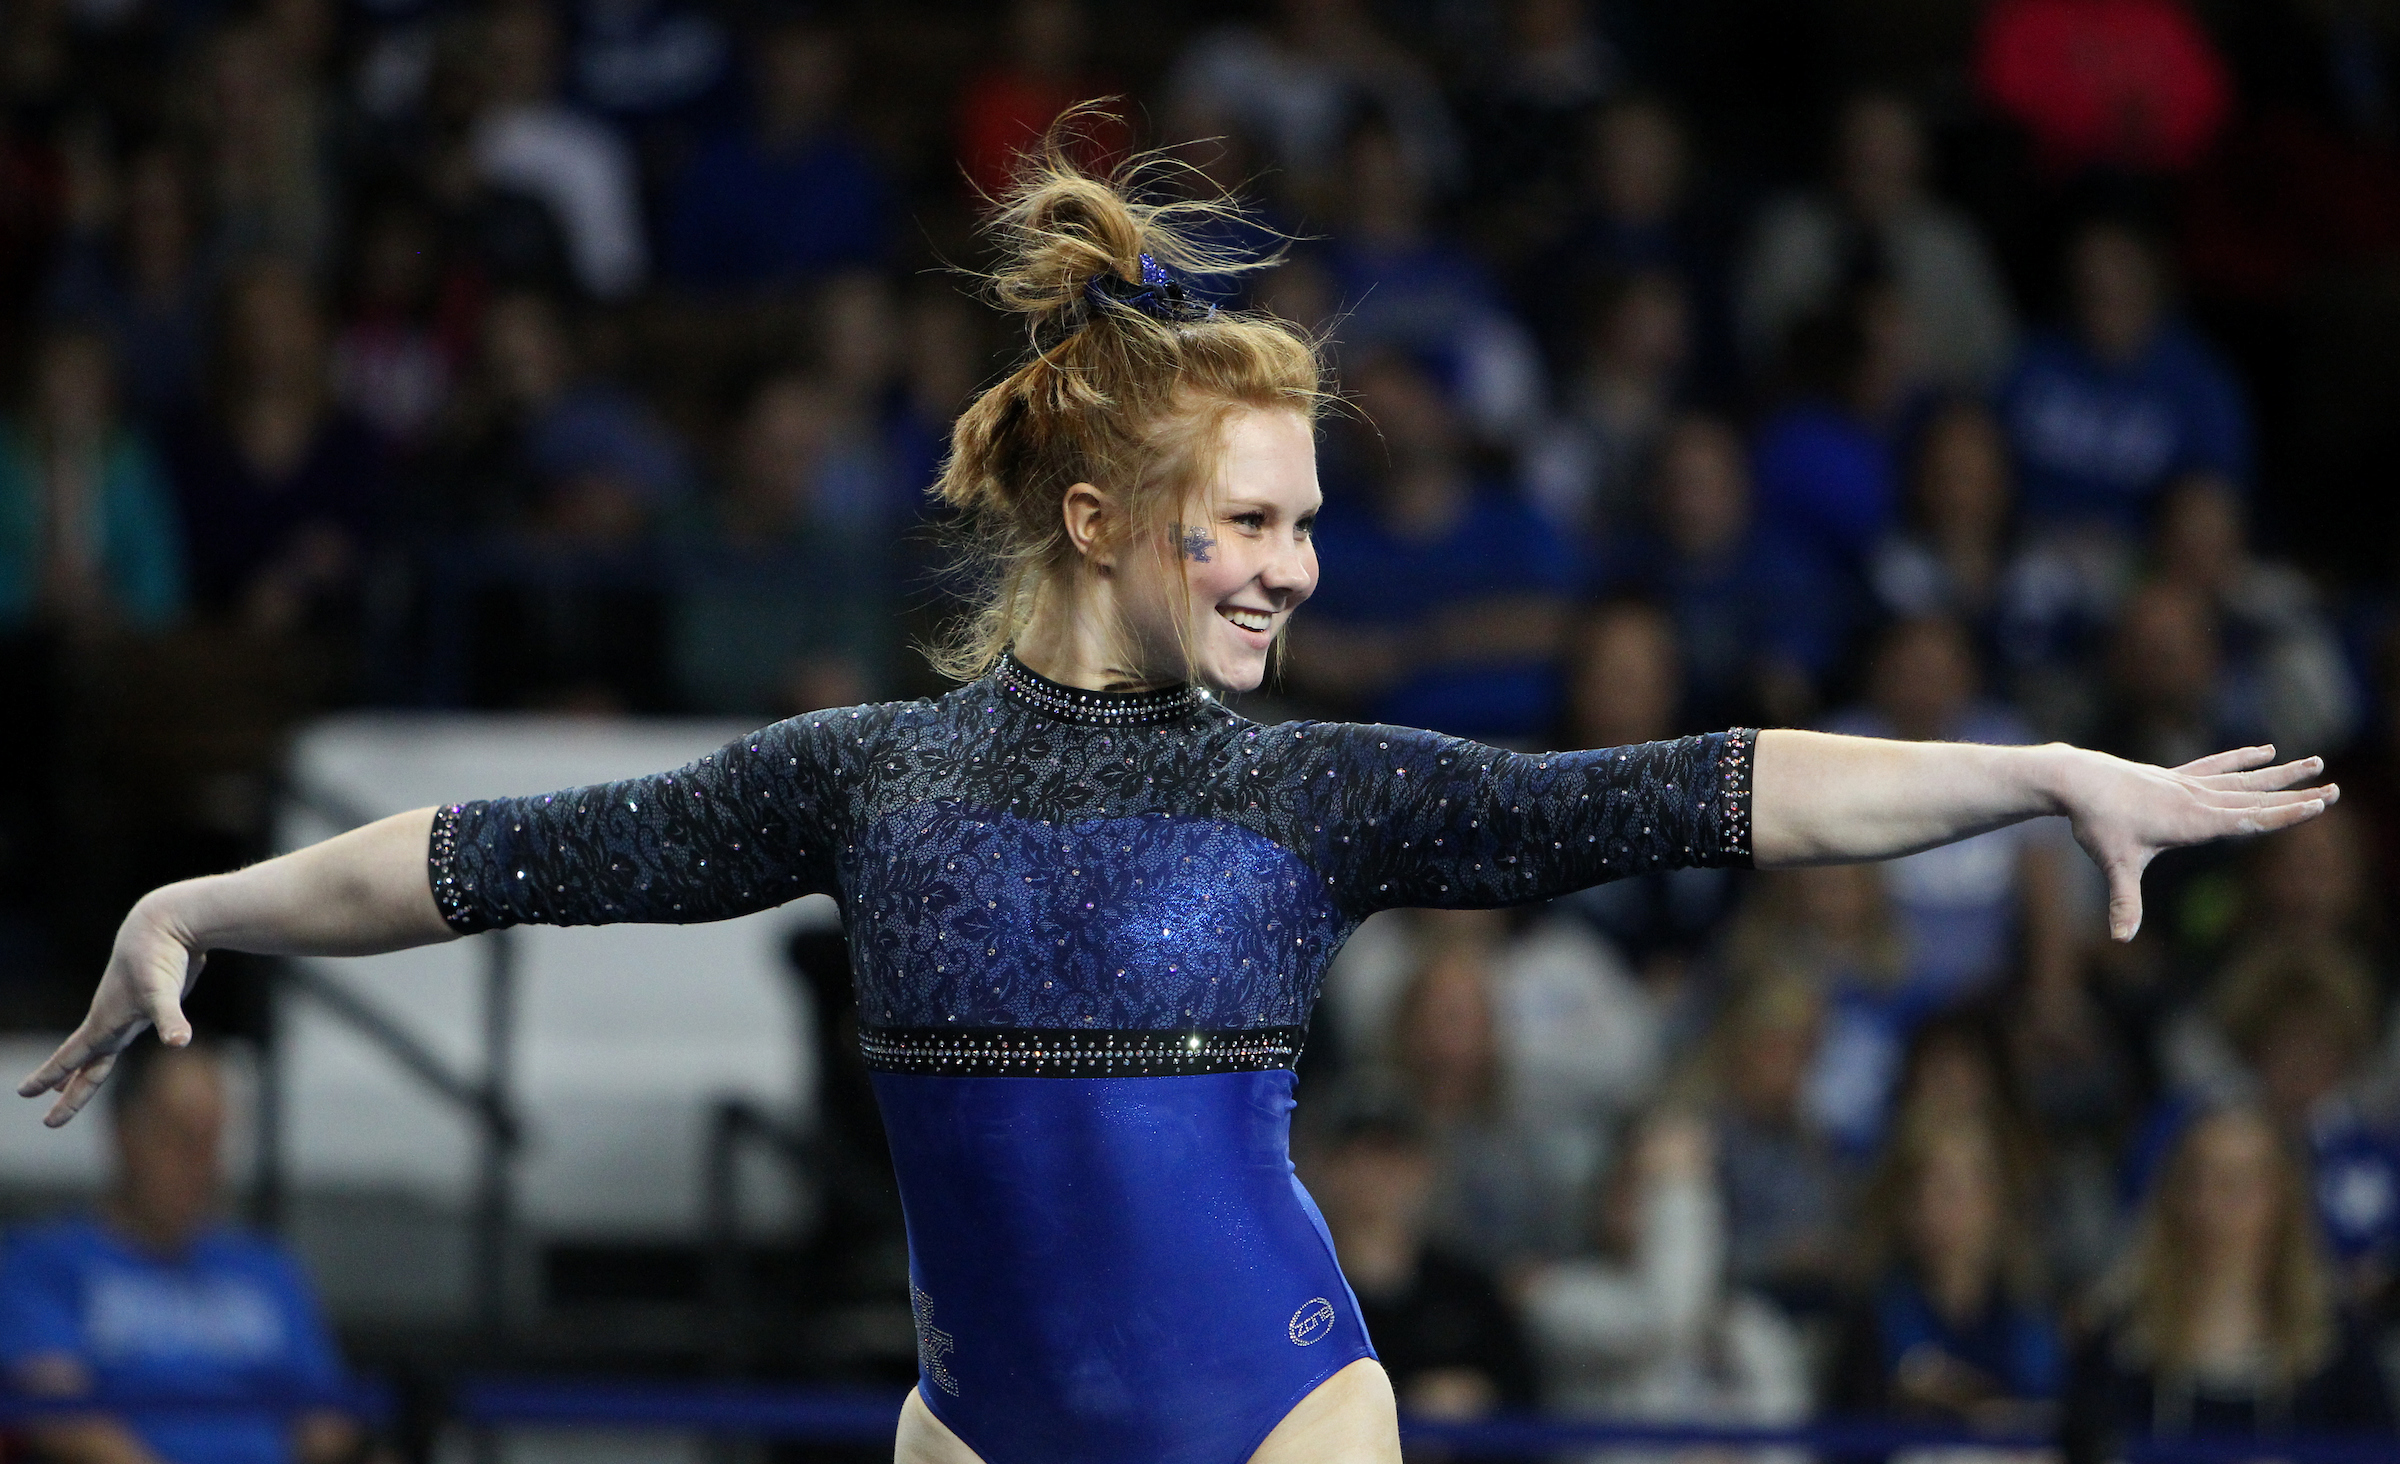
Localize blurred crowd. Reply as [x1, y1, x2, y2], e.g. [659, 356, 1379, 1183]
[1, 0, 2399, 1451]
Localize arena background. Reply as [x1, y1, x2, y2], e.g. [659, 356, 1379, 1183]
[0, 0, 2398, 1459]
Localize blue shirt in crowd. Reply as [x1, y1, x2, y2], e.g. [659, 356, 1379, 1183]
[0, 1218, 347, 1464]
[1873, 1272, 2062, 1403]
[0, 424, 186, 631]
[1751, 400, 1898, 579]
[665, 127, 889, 290]
[1306, 487, 1580, 743]
[1592, 529, 1837, 730]
[1999, 323, 2252, 535]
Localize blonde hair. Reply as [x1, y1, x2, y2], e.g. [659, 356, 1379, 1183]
[2106, 1104, 2335, 1384]
[928, 106, 1331, 682]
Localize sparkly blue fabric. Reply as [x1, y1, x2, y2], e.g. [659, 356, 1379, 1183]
[426, 665, 1754, 1463]
[430, 669, 1755, 1031]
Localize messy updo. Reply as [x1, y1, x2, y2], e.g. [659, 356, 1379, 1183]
[928, 106, 1329, 682]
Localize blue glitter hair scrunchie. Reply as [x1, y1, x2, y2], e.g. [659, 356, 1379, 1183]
[1085, 252, 1216, 324]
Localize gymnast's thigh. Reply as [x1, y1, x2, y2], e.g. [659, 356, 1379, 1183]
[1247, 1357, 1402, 1464]
[896, 1385, 985, 1464]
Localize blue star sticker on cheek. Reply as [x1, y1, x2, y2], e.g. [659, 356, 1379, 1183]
[1180, 526, 1216, 563]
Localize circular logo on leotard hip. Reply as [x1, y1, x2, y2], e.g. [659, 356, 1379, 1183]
[1288, 1297, 1336, 1345]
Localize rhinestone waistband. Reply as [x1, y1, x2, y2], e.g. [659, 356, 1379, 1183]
[859, 1025, 1305, 1077]
[993, 651, 1206, 726]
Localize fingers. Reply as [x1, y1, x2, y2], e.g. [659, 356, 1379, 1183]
[2192, 756, 2325, 793]
[2176, 745, 2276, 777]
[18, 1025, 101, 1099]
[42, 1053, 118, 1129]
[2233, 797, 2329, 837]
[2105, 859, 2144, 943]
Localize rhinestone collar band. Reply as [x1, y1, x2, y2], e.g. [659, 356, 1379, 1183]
[994, 650, 1205, 726]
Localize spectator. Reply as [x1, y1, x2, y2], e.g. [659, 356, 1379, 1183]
[46, 144, 218, 426]
[668, 371, 889, 716]
[1833, 1110, 2063, 1429]
[2066, 1104, 2392, 1461]
[1703, 971, 1851, 1312]
[1875, 399, 2037, 665]
[2153, 474, 2358, 758]
[1166, 0, 1459, 213]
[1524, 268, 1689, 534]
[2097, 580, 2256, 769]
[1595, 414, 1832, 730]
[1750, 284, 1912, 603]
[1975, 0, 2232, 178]
[563, 0, 732, 127]
[1518, 1111, 1809, 1435]
[1384, 929, 1560, 1268]
[467, 0, 647, 300]
[1457, 0, 1622, 231]
[1825, 616, 2079, 1014]
[195, 16, 333, 273]
[1303, 1090, 1538, 1421]
[954, 0, 1127, 204]
[1288, 353, 1577, 744]
[441, 288, 690, 540]
[664, 15, 888, 293]
[0, 328, 184, 633]
[2205, 940, 2400, 1300]
[329, 198, 456, 452]
[0, 1040, 379, 1464]
[1727, 862, 1915, 1158]
[1554, 600, 1743, 1003]
[1737, 92, 2016, 390]
[163, 258, 386, 636]
[1999, 221, 2252, 538]
[1322, 114, 1546, 444]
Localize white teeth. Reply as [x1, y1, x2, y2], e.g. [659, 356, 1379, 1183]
[1221, 608, 1272, 633]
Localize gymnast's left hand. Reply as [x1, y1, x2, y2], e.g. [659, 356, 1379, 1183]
[2060, 743, 2335, 944]
[18, 894, 201, 1127]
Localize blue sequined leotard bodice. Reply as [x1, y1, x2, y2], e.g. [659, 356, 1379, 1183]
[430, 654, 1755, 1463]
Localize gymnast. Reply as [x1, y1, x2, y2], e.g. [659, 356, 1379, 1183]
[21, 130, 2335, 1464]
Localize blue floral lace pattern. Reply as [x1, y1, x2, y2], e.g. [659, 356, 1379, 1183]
[429, 676, 1754, 1031]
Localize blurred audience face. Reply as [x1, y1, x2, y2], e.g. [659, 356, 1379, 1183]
[758, 22, 847, 142]
[483, 292, 573, 407]
[2253, 1000, 2365, 1130]
[1837, 93, 1926, 221]
[1913, 402, 2010, 546]
[818, 271, 900, 400]
[2176, 1109, 2283, 1278]
[2156, 475, 2246, 597]
[1569, 602, 1680, 747]
[1651, 415, 1749, 559]
[224, 260, 326, 401]
[2073, 225, 2163, 364]
[1724, 979, 1822, 1128]
[1584, 270, 1689, 384]
[2252, 809, 2364, 939]
[729, 374, 832, 534]
[1343, 121, 1427, 239]
[1353, 356, 1465, 518]
[1779, 861, 1888, 952]
[1898, 1025, 2006, 1133]
[1904, 1122, 2006, 1309]
[123, 146, 194, 297]
[1585, 99, 1684, 223]
[34, 332, 115, 445]
[1312, 1127, 1437, 1242]
[481, 0, 558, 110]
[1869, 617, 1977, 742]
[1394, 945, 1499, 1117]
[112, 1050, 229, 1254]
[1007, 0, 1083, 77]
[2110, 582, 2220, 726]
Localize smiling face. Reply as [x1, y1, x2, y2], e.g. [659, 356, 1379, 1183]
[1112, 406, 1322, 694]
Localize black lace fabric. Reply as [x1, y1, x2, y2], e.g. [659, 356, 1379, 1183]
[430, 668, 1754, 1031]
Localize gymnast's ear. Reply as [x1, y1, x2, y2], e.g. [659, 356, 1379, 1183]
[1062, 481, 1113, 571]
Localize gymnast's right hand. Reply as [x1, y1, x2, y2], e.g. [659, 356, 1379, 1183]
[18, 895, 201, 1128]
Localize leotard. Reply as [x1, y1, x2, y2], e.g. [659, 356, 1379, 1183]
[428, 653, 1755, 1464]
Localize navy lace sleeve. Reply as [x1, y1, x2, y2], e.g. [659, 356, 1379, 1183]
[1285, 723, 1755, 915]
[426, 708, 860, 934]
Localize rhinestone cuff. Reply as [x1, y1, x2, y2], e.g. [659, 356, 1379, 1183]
[427, 804, 494, 935]
[994, 651, 1205, 727]
[1720, 727, 1756, 865]
[860, 1025, 1305, 1077]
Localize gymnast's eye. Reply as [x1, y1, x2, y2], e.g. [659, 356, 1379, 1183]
[1230, 511, 1267, 533]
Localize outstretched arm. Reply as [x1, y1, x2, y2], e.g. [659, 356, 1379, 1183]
[18, 809, 450, 1127]
[1751, 731, 2335, 941]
